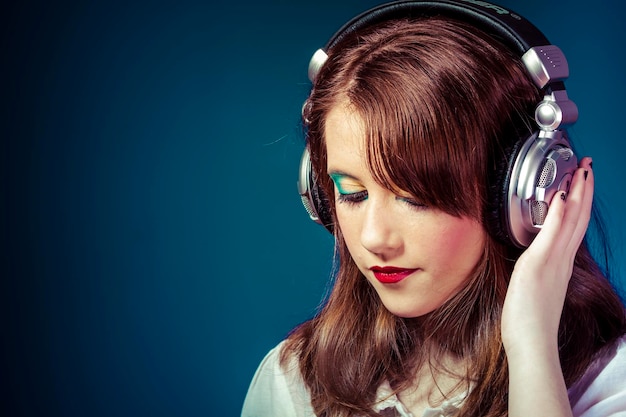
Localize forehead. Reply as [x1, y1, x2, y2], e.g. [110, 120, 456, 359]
[324, 103, 366, 170]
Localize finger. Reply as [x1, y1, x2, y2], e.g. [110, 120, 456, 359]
[567, 160, 594, 251]
[528, 189, 567, 256]
[539, 158, 593, 257]
[526, 157, 592, 256]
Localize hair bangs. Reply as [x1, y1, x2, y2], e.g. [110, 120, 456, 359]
[346, 51, 484, 220]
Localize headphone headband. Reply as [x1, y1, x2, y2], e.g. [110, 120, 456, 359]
[309, 0, 572, 96]
[326, 0, 548, 54]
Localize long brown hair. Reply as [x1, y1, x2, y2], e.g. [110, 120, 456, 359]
[284, 17, 626, 417]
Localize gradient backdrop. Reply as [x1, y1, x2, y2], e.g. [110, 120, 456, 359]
[2, 0, 625, 416]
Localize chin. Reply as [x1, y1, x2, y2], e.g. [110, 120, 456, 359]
[381, 299, 438, 319]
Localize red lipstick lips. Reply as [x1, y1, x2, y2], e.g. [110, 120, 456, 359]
[370, 266, 417, 284]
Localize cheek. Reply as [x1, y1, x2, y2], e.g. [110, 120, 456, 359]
[427, 218, 486, 272]
[336, 208, 359, 247]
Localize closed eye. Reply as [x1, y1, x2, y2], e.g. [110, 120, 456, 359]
[337, 190, 368, 205]
[396, 196, 427, 210]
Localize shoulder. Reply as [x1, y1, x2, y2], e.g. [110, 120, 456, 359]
[241, 340, 314, 417]
[569, 335, 626, 417]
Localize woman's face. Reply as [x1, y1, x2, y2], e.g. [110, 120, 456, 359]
[325, 103, 487, 318]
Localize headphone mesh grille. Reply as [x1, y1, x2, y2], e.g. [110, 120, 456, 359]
[556, 147, 574, 160]
[536, 158, 556, 188]
[531, 200, 548, 225]
[300, 195, 318, 221]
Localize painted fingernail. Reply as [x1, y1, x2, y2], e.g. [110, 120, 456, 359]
[584, 170, 589, 180]
[561, 192, 567, 201]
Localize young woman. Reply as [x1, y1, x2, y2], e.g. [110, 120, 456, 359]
[242, 2, 626, 416]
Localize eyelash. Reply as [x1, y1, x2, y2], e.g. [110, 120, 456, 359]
[336, 191, 427, 210]
[337, 191, 368, 205]
[399, 196, 427, 209]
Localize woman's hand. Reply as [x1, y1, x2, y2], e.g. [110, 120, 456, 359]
[502, 156, 594, 352]
[502, 157, 594, 417]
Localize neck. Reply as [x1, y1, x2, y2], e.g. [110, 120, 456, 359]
[397, 347, 470, 415]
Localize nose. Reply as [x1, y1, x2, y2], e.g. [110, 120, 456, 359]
[360, 198, 402, 257]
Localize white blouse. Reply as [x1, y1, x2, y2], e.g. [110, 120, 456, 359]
[242, 336, 626, 417]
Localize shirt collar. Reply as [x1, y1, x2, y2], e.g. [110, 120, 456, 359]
[373, 381, 468, 417]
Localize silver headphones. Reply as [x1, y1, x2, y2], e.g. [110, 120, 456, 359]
[298, 0, 579, 248]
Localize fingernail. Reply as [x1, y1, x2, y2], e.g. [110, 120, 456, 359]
[584, 170, 589, 180]
[561, 192, 567, 201]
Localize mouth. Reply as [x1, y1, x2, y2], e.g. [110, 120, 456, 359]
[370, 266, 418, 284]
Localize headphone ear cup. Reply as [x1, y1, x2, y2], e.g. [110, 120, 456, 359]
[487, 131, 578, 248]
[298, 147, 335, 232]
[309, 175, 334, 232]
[485, 137, 526, 246]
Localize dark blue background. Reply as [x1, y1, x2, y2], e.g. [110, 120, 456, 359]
[2, 1, 625, 416]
